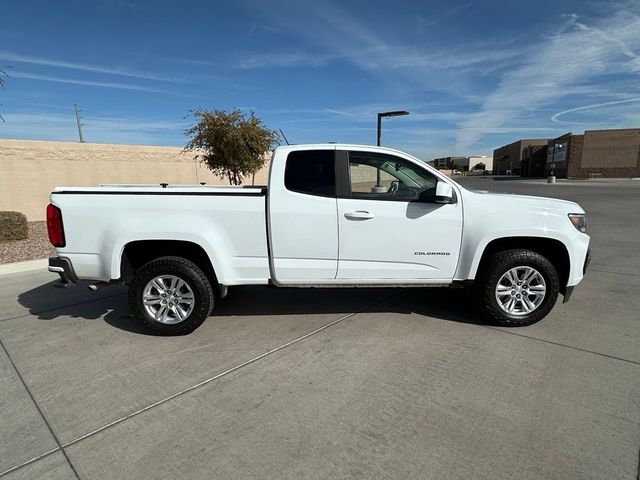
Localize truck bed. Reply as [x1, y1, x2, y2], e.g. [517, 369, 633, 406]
[50, 184, 270, 285]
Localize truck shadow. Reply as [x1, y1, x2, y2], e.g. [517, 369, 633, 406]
[17, 282, 485, 335]
[15, 280, 146, 332]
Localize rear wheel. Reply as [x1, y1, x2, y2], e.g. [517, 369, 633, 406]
[128, 256, 213, 335]
[475, 249, 559, 326]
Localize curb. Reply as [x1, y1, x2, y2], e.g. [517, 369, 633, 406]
[0, 258, 48, 276]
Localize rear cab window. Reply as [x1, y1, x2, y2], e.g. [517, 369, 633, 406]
[284, 150, 336, 196]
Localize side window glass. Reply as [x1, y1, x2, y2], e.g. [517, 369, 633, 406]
[348, 152, 437, 201]
[350, 162, 397, 194]
[284, 150, 336, 196]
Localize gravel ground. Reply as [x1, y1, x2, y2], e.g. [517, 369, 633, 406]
[0, 221, 54, 264]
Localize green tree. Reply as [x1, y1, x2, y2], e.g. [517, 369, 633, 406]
[184, 108, 279, 185]
[473, 162, 486, 170]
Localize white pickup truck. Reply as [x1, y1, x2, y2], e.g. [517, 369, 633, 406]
[47, 144, 590, 335]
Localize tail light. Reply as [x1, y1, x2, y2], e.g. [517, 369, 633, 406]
[46, 204, 66, 247]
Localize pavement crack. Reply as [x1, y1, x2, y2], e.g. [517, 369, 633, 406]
[17, 295, 395, 467]
[589, 268, 640, 277]
[0, 339, 81, 479]
[381, 298, 640, 366]
[0, 290, 399, 478]
[58, 308, 365, 450]
[0, 303, 365, 478]
[0, 448, 61, 478]
[485, 327, 640, 365]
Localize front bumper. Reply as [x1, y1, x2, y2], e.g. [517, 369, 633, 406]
[583, 248, 591, 274]
[48, 256, 78, 288]
[563, 248, 591, 303]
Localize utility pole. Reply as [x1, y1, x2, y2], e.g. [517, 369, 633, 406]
[74, 104, 85, 143]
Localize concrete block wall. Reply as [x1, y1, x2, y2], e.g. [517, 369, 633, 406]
[0, 139, 270, 221]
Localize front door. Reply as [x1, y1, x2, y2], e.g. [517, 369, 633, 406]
[269, 148, 339, 282]
[337, 150, 462, 281]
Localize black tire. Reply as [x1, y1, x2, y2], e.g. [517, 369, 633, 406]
[475, 249, 559, 327]
[128, 256, 214, 335]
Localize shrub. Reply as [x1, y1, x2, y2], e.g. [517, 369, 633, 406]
[0, 211, 28, 242]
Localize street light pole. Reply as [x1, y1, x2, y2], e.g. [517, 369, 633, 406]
[376, 110, 409, 147]
[376, 110, 409, 186]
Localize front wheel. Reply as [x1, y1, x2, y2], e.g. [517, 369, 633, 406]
[475, 249, 559, 326]
[128, 256, 213, 335]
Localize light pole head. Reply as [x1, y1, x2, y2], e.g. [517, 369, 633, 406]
[378, 110, 410, 118]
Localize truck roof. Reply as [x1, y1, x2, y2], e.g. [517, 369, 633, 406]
[274, 143, 422, 159]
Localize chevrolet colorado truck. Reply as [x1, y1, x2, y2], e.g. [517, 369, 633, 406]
[47, 144, 591, 335]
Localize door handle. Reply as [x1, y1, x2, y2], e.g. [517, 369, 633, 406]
[344, 211, 374, 220]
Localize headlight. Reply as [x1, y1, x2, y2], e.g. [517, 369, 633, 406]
[568, 213, 587, 233]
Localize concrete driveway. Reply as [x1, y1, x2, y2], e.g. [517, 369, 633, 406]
[1, 178, 638, 479]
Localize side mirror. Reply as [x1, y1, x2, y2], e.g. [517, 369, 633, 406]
[435, 181, 455, 204]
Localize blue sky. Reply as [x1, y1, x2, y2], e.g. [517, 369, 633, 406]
[1, 0, 640, 160]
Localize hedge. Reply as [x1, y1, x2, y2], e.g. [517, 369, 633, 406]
[0, 211, 28, 242]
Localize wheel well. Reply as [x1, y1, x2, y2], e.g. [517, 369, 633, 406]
[477, 237, 570, 293]
[120, 240, 217, 286]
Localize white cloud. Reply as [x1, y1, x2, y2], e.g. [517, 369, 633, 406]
[551, 97, 640, 123]
[10, 72, 169, 93]
[241, 24, 281, 39]
[0, 50, 184, 82]
[236, 51, 332, 69]
[417, 2, 477, 27]
[455, 4, 640, 150]
[321, 105, 466, 122]
[157, 55, 215, 67]
[241, 0, 524, 85]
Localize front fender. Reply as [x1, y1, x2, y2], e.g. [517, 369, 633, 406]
[455, 197, 589, 288]
[458, 229, 574, 281]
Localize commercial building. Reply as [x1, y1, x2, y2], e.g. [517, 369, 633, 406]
[545, 129, 640, 178]
[492, 139, 548, 175]
[431, 155, 492, 172]
[494, 128, 640, 178]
